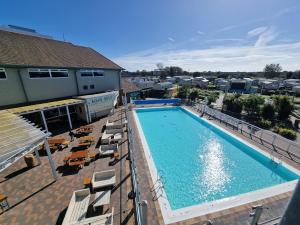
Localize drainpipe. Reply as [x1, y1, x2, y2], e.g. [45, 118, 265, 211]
[17, 69, 29, 103]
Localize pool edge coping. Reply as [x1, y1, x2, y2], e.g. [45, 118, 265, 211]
[132, 106, 300, 224]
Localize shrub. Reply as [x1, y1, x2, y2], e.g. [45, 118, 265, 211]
[274, 127, 297, 140]
[189, 90, 199, 101]
[243, 95, 265, 116]
[274, 96, 294, 121]
[257, 120, 272, 129]
[223, 94, 243, 116]
[262, 104, 276, 121]
[177, 85, 189, 99]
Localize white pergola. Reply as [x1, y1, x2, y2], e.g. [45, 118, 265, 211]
[0, 110, 57, 179]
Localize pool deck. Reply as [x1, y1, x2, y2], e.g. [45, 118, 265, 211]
[0, 108, 135, 225]
[129, 105, 300, 225]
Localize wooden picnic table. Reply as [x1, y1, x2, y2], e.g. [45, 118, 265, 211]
[78, 136, 96, 143]
[80, 125, 94, 129]
[48, 138, 69, 145]
[77, 142, 91, 148]
[68, 160, 85, 167]
[69, 150, 88, 160]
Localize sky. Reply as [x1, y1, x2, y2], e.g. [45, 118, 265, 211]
[1, 0, 300, 72]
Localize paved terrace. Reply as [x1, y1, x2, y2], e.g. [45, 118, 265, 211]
[129, 105, 300, 225]
[0, 107, 135, 225]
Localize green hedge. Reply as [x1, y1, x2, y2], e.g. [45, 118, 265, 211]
[274, 127, 297, 140]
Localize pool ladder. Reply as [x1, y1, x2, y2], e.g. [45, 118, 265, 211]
[151, 172, 166, 201]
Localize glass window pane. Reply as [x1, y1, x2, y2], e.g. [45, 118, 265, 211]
[93, 72, 104, 77]
[51, 71, 68, 78]
[81, 72, 93, 77]
[0, 71, 6, 79]
[29, 71, 50, 78]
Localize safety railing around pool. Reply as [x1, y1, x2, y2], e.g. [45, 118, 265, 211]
[132, 98, 180, 105]
[193, 103, 300, 163]
[124, 98, 144, 225]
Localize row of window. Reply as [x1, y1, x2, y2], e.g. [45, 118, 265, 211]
[80, 70, 104, 77]
[28, 69, 69, 78]
[0, 68, 105, 79]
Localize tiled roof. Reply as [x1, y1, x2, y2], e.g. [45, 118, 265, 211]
[121, 79, 140, 93]
[0, 29, 122, 70]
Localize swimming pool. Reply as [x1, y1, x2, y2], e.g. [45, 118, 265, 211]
[134, 106, 300, 223]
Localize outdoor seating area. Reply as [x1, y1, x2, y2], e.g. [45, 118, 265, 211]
[62, 188, 114, 225]
[0, 107, 134, 225]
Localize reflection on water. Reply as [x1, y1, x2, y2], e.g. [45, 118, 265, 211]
[198, 137, 230, 198]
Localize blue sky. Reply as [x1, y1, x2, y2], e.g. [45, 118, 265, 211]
[1, 0, 300, 72]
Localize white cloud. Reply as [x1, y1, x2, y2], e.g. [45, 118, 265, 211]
[114, 41, 300, 72]
[254, 27, 278, 47]
[197, 31, 205, 35]
[168, 37, 175, 42]
[248, 26, 268, 37]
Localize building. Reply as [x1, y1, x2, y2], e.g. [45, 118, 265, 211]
[192, 77, 209, 88]
[284, 79, 300, 89]
[215, 78, 229, 91]
[153, 82, 173, 91]
[0, 26, 122, 131]
[229, 78, 254, 93]
[121, 78, 141, 102]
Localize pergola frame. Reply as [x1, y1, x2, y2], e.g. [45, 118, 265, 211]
[0, 110, 57, 180]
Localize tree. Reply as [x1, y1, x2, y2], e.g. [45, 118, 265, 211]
[264, 64, 282, 78]
[189, 90, 199, 101]
[177, 85, 189, 99]
[262, 104, 276, 121]
[243, 95, 264, 117]
[223, 94, 243, 116]
[274, 96, 294, 121]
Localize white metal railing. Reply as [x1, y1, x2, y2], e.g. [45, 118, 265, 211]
[193, 103, 300, 162]
[124, 97, 144, 225]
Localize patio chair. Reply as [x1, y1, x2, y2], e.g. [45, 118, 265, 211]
[99, 144, 118, 156]
[78, 207, 114, 225]
[62, 189, 90, 225]
[92, 169, 116, 191]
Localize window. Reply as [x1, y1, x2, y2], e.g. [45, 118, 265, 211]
[93, 71, 104, 77]
[29, 68, 69, 78]
[90, 84, 95, 89]
[83, 85, 88, 90]
[0, 68, 6, 79]
[29, 69, 51, 78]
[80, 70, 104, 77]
[81, 71, 93, 77]
[50, 69, 69, 78]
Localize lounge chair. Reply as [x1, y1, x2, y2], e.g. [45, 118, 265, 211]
[92, 169, 116, 190]
[101, 129, 123, 144]
[62, 189, 90, 225]
[99, 144, 118, 156]
[106, 120, 127, 130]
[77, 208, 114, 225]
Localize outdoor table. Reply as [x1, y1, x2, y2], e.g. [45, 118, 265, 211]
[77, 142, 91, 148]
[69, 150, 88, 160]
[78, 136, 96, 143]
[48, 138, 68, 145]
[80, 125, 94, 129]
[93, 190, 111, 211]
[68, 160, 85, 167]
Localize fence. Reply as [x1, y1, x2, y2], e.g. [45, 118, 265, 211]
[194, 103, 300, 163]
[124, 99, 144, 225]
[132, 98, 180, 105]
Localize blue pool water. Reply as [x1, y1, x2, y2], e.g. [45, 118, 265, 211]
[136, 107, 299, 210]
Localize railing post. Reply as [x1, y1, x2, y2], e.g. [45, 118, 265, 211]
[141, 200, 148, 225]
